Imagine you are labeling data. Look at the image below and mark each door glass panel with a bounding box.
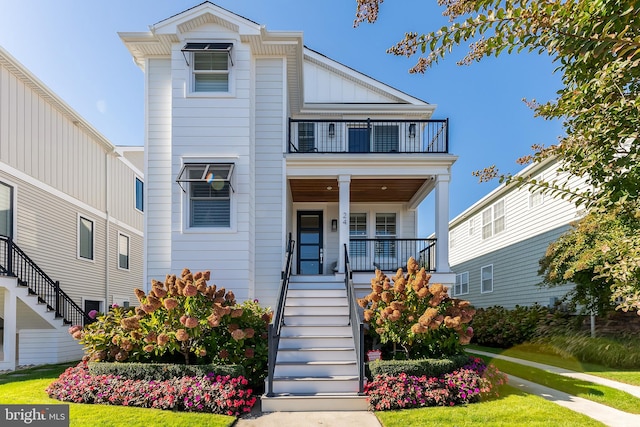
[300,246,319,258]
[300,232,319,244]
[300,215,319,228]
[300,261,319,275]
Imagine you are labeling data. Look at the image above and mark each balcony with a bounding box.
[348,238,436,272]
[288,119,448,154]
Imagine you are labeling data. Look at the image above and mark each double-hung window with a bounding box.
[375,213,396,264]
[482,199,505,239]
[455,272,469,296]
[183,43,233,93]
[176,163,234,229]
[0,181,13,238]
[481,265,493,293]
[349,213,367,257]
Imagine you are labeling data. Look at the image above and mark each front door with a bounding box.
[297,211,323,275]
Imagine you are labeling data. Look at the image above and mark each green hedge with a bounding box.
[87,362,245,381]
[368,354,471,377]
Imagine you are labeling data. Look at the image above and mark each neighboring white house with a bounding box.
[120,1,457,307]
[448,157,584,309]
[0,46,144,370]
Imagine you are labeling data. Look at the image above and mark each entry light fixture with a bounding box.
[381,186,388,191]
[328,123,336,138]
[331,219,338,232]
[408,123,417,138]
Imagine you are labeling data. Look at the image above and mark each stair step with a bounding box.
[287,289,346,298]
[280,325,353,337]
[260,393,368,412]
[284,315,349,326]
[285,297,348,306]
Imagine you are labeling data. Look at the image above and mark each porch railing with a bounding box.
[0,235,91,326]
[348,238,437,272]
[288,119,448,154]
[344,244,365,394]
[266,233,295,397]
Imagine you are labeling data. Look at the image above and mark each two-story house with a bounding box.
[120,1,456,411]
[0,46,144,370]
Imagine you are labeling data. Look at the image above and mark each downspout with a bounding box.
[105,149,114,310]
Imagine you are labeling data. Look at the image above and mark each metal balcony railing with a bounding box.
[288,119,448,154]
[348,238,437,272]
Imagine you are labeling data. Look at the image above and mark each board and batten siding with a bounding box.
[109,156,143,231]
[253,57,285,308]
[168,25,252,299]
[144,58,173,287]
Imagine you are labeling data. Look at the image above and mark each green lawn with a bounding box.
[0,363,235,427]
[468,344,640,386]
[375,385,605,427]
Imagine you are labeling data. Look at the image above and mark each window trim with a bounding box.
[454,272,469,296]
[117,231,130,271]
[77,214,95,262]
[349,213,368,257]
[481,199,505,240]
[183,42,234,96]
[134,176,144,213]
[0,180,15,239]
[480,264,494,294]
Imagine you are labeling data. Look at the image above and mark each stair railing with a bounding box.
[344,244,365,393]
[266,233,295,396]
[0,235,91,326]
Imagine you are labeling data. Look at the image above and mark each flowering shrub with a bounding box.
[471,305,549,348]
[69,269,272,388]
[359,257,476,359]
[364,357,507,411]
[46,362,256,416]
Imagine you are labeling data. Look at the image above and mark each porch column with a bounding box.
[338,175,351,273]
[2,286,17,370]
[435,174,451,273]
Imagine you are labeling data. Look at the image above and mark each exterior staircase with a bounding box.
[261,275,367,411]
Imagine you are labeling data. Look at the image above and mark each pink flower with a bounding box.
[88,310,98,319]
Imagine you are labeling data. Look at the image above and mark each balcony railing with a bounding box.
[288,119,448,154]
[348,238,436,272]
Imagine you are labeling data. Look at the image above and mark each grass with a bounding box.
[471,355,640,414]
[468,344,640,386]
[375,385,606,427]
[0,363,236,427]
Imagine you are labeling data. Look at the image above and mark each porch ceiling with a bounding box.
[289,178,429,203]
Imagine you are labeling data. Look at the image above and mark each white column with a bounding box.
[337,175,351,273]
[435,174,451,273]
[2,286,17,370]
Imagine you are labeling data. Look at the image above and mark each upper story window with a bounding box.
[78,215,94,261]
[135,177,144,212]
[481,199,505,239]
[118,232,130,270]
[182,43,233,93]
[176,163,234,229]
[0,181,13,238]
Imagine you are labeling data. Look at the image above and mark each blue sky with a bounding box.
[0,0,563,235]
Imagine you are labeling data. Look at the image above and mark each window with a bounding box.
[481,265,493,293]
[529,190,544,208]
[468,219,474,236]
[78,216,94,260]
[118,233,130,270]
[375,213,396,258]
[373,124,399,152]
[455,272,469,296]
[482,200,505,239]
[0,181,13,238]
[135,177,144,212]
[176,163,234,228]
[182,43,232,93]
[298,122,315,152]
[449,230,456,249]
[349,213,367,256]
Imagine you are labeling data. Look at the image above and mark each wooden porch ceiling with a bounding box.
[289,178,429,203]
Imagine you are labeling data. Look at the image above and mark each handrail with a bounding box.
[348,237,437,272]
[344,244,365,394]
[267,233,295,396]
[0,235,91,326]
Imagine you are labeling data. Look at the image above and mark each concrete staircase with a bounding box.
[261,276,367,411]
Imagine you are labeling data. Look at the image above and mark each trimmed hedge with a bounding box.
[368,354,471,378]
[87,362,245,381]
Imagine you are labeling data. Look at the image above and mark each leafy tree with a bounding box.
[354,0,640,312]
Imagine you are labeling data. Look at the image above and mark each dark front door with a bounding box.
[348,127,370,153]
[297,211,323,275]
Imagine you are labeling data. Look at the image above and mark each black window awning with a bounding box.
[181,43,233,66]
[176,163,235,193]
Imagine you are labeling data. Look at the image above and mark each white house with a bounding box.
[448,157,583,310]
[120,1,456,410]
[0,46,144,370]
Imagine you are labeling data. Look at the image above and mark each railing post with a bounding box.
[6,237,13,276]
[54,280,61,318]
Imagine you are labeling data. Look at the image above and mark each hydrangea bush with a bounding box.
[365,357,507,411]
[359,257,476,359]
[46,362,256,416]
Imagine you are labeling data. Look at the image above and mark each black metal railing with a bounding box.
[288,118,448,154]
[344,244,365,394]
[348,238,437,272]
[0,235,91,326]
[266,233,295,397]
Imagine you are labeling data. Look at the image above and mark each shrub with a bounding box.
[87,362,244,381]
[46,362,256,416]
[364,357,507,411]
[471,304,548,348]
[359,257,476,359]
[368,354,471,378]
[69,269,272,388]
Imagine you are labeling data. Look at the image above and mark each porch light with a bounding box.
[328,123,336,138]
[381,186,388,191]
[331,219,338,231]
[408,123,417,138]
